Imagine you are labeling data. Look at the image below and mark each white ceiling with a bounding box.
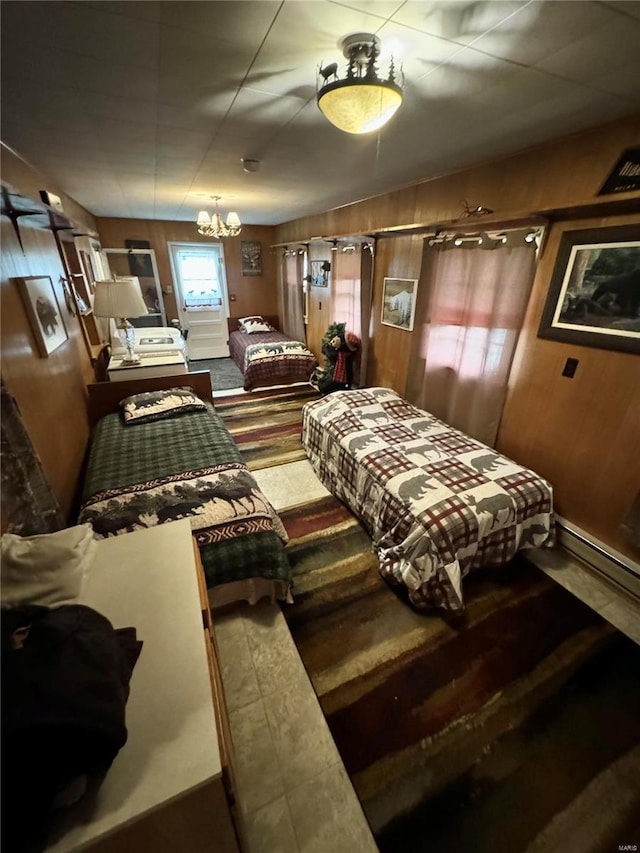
[2,0,640,226]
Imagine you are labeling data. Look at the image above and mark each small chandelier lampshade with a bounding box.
[197,196,242,238]
[317,33,403,134]
[93,276,148,364]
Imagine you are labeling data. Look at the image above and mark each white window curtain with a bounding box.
[279,249,306,342]
[405,231,539,446]
[330,242,374,386]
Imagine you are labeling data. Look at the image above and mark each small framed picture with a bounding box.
[310,259,331,287]
[16,275,69,356]
[241,240,263,276]
[381,277,418,331]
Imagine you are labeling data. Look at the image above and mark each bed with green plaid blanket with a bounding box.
[79,403,291,596]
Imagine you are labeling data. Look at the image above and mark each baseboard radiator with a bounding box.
[556,516,640,602]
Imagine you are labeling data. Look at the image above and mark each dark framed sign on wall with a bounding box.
[537,224,640,354]
[598,147,640,196]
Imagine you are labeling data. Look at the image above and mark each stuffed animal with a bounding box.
[311,322,361,394]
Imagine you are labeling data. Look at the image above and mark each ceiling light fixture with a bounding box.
[241,158,260,173]
[196,196,241,238]
[317,33,403,135]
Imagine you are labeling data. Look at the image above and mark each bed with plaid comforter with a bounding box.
[229,329,317,391]
[79,403,291,599]
[302,388,554,612]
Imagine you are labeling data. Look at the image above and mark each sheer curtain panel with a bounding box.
[280,250,306,342]
[405,233,538,446]
[331,243,374,386]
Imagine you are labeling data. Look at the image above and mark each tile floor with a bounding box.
[215,457,639,853]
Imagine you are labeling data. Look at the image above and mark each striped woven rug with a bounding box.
[218,388,640,853]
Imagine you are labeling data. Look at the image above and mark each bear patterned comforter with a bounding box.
[229,329,318,391]
[302,388,555,612]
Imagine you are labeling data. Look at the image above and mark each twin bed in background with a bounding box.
[79,372,291,608]
[228,314,317,391]
[303,387,555,613]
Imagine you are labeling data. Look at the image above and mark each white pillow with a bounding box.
[241,319,273,333]
[238,315,264,325]
[1,524,97,609]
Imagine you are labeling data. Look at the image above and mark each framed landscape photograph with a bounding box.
[537,224,640,354]
[16,275,69,356]
[241,240,262,276]
[381,277,418,331]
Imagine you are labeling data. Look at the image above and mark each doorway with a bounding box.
[168,242,230,359]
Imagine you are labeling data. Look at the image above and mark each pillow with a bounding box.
[1,524,97,609]
[240,318,273,334]
[120,387,207,424]
[238,315,264,325]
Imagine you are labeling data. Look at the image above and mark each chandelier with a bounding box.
[196,196,242,238]
[317,33,403,135]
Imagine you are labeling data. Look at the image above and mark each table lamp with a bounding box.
[93,276,148,364]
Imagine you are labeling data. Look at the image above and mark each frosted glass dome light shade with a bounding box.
[317,32,404,134]
[317,80,403,134]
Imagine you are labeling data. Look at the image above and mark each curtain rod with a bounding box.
[271,214,548,248]
[426,224,545,247]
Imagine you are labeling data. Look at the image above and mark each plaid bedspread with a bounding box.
[302,388,555,612]
[79,404,291,592]
[229,330,317,391]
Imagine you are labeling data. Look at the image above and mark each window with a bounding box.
[331,249,361,331]
[176,250,222,309]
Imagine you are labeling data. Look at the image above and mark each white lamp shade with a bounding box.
[93,277,148,319]
[197,210,211,226]
[226,211,241,228]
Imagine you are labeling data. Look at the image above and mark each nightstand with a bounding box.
[107,353,188,381]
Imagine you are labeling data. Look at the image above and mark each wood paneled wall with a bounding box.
[276,115,640,561]
[497,213,640,557]
[275,114,640,243]
[367,235,424,391]
[95,219,280,327]
[1,220,96,521]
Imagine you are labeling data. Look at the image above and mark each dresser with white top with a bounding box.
[46,520,241,853]
[107,352,188,381]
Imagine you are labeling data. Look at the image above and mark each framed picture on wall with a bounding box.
[310,259,331,287]
[241,240,262,276]
[381,277,418,331]
[15,275,69,356]
[537,224,640,354]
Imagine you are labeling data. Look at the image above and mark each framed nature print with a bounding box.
[241,240,262,276]
[16,275,69,356]
[537,224,640,354]
[310,259,331,287]
[381,277,418,331]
